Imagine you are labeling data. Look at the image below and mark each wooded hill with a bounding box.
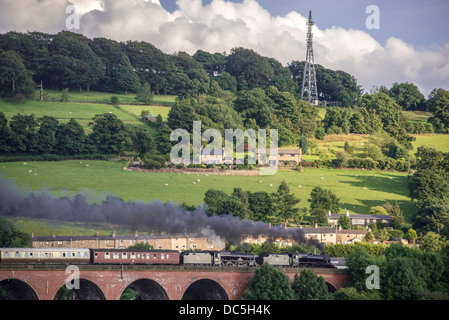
[0,30,361,104]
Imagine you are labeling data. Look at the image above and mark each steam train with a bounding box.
[0,248,336,269]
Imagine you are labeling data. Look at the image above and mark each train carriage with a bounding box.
[91,249,179,265]
[0,248,91,264]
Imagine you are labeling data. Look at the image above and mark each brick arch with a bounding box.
[116,277,169,300]
[182,278,229,300]
[0,278,38,300]
[0,266,351,300]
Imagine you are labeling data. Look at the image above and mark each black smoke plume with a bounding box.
[0,176,324,252]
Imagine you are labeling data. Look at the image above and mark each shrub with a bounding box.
[110,96,119,105]
[143,159,161,169]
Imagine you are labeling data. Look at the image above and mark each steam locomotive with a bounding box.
[0,248,336,269]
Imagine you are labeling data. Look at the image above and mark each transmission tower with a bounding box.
[301,10,319,105]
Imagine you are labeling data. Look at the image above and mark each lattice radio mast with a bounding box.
[301,10,319,105]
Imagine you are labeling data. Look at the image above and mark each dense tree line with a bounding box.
[242,262,332,300]
[409,146,449,236]
[241,240,449,300]
[203,181,342,226]
[345,243,449,300]
[0,31,361,104]
[0,112,154,157]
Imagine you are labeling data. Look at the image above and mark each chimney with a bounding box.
[314,223,318,228]
[135,231,139,237]
[52,233,56,238]
[112,231,116,237]
[31,232,34,238]
[269,223,271,228]
[95,231,99,237]
[346,210,350,217]
[328,210,331,216]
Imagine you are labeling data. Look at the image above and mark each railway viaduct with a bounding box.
[0,264,351,300]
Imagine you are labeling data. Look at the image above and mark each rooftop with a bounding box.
[31,232,207,242]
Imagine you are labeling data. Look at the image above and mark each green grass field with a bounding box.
[119,104,171,121]
[0,160,417,224]
[38,89,177,106]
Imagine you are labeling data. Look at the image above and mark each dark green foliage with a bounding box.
[323,107,351,134]
[427,88,449,132]
[358,92,415,149]
[0,112,11,153]
[0,50,35,98]
[90,37,141,93]
[54,118,86,156]
[0,219,30,247]
[88,113,131,154]
[308,186,340,214]
[292,269,330,300]
[298,136,308,154]
[332,287,370,300]
[37,116,59,154]
[345,245,380,291]
[204,181,300,224]
[167,100,199,132]
[47,31,104,91]
[344,243,449,300]
[242,263,294,300]
[409,147,449,206]
[131,128,155,155]
[8,114,39,154]
[226,47,274,90]
[388,82,425,111]
[135,82,154,105]
[271,180,301,224]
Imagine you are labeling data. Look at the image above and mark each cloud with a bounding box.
[0,0,448,94]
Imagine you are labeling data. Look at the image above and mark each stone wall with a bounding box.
[126,166,260,176]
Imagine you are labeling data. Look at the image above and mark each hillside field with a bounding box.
[0,160,417,224]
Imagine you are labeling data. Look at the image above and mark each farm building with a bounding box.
[327,211,393,229]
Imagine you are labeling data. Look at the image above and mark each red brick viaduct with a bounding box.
[0,265,351,300]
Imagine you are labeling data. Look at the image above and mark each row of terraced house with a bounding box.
[31,232,225,251]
